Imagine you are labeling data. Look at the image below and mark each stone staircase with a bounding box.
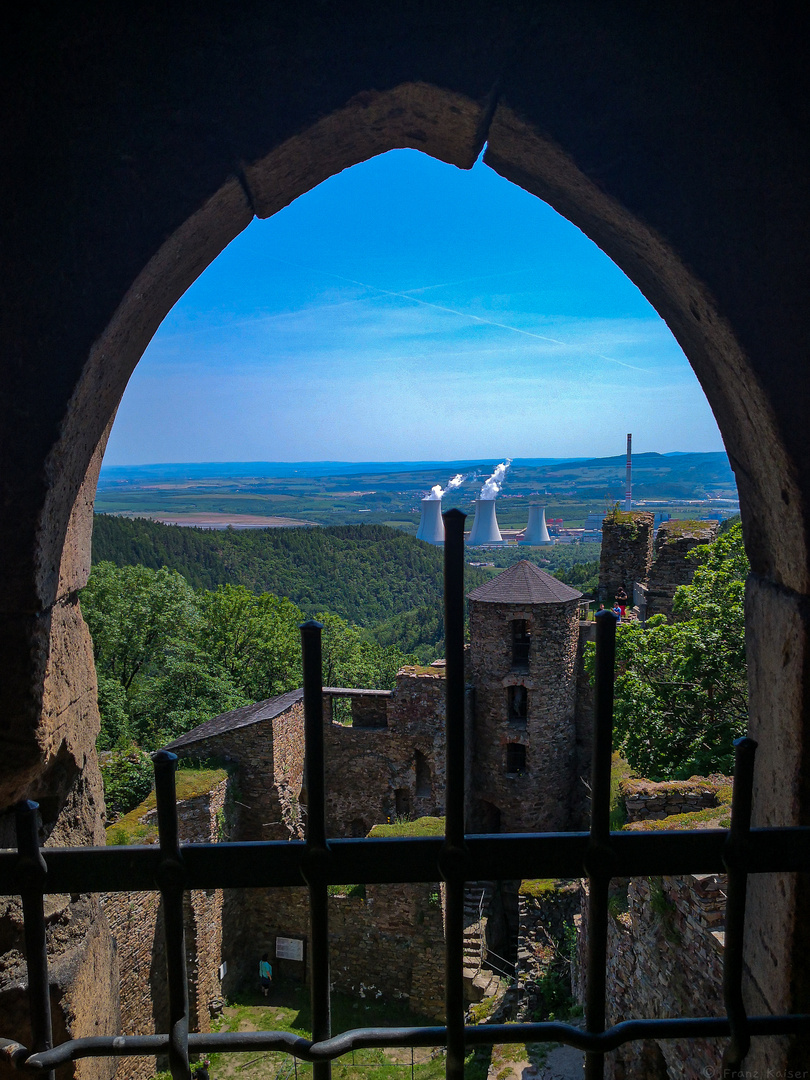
[462,881,501,1002]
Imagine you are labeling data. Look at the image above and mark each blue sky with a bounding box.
[104,149,725,465]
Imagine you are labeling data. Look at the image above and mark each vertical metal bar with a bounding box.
[153,750,191,1080]
[584,608,618,1080]
[15,801,55,1080]
[301,620,331,1080]
[722,736,757,1070]
[441,509,467,1080]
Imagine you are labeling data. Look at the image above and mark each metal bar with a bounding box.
[153,751,190,1080]
[2,827,809,895]
[15,801,54,1080]
[584,608,618,1080]
[19,1012,810,1069]
[2,823,809,894]
[722,736,757,1070]
[441,509,467,1080]
[301,619,331,1080]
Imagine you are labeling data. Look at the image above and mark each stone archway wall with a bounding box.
[2,4,809,1070]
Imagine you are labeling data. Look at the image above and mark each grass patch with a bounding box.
[368,816,445,838]
[519,879,564,899]
[207,985,445,1080]
[660,519,715,537]
[106,766,228,845]
[624,784,732,832]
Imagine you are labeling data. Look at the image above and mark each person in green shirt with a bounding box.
[259,954,273,997]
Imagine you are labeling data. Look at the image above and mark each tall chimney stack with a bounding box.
[416,498,445,544]
[625,433,633,511]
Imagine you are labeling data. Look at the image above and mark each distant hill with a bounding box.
[94,452,737,532]
[91,516,492,660]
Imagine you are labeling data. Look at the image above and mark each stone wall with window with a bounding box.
[234,882,447,1019]
[468,597,581,832]
[323,667,447,836]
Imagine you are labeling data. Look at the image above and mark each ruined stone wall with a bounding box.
[515,884,580,1020]
[0,586,117,1080]
[598,512,655,604]
[239,882,446,1018]
[574,874,726,1079]
[101,893,162,1080]
[323,669,445,837]
[468,600,580,832]
[173,698,305,842]
[621,776,729,823]
[101,779,229,1080]
[645,520,720,620]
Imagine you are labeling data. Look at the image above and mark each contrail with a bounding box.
[268,257,648,372]
[403,268,531,294]
[156,296,370,343]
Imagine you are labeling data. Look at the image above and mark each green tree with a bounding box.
[82,562,198,694]
[600,523,748,779]
[82,562,199,748]
[129,641,251,746]
[317,611,415,689]
[100,743,155,817]
[197,584,304,700]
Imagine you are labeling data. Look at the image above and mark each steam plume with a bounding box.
[480,459,512,500]
[427,473,465,501]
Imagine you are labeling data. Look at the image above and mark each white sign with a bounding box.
[218,962,227,981]
[276,936,304,961]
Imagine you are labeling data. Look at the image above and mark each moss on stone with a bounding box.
[519,878,564,898]
[623,784,733,832]
[660,519,713,537]
[106,766,228,845]
[368,815,445,837]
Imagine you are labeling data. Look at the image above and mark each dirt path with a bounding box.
[486,1043,584,1080]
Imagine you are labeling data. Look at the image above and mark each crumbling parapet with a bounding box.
[645,520,720,620]
[598,511,655,605]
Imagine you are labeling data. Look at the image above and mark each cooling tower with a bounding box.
[519,503,553,545]
[416,498,445,544]
[467,499,504,545]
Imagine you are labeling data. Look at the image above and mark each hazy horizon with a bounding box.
[99,448,731,475]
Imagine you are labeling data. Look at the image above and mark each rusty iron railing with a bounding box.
[0,509,808,1079]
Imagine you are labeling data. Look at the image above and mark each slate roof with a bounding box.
[467,560,583,604]
[163,687,303,751]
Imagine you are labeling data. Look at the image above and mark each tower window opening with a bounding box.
[414,749,431,796]
[394,787,411,817]
[508,684,528,723]
[511,620,531,670]
[506,743,527,775]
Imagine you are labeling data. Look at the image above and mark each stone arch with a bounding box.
[414,749,432,797]
[3,9,810,1069]
[349,819,367,839]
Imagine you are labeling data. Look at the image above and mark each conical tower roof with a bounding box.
[467,560,582,604]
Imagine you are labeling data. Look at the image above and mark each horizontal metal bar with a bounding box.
[19,1014,810,1070]
[2,828,808,895]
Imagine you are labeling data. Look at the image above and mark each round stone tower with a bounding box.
[467,561,582,833]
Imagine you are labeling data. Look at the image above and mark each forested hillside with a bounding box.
[92,515,491,658]
[85,561,417,815]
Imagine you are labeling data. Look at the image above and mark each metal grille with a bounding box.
[1,509,808,1080]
